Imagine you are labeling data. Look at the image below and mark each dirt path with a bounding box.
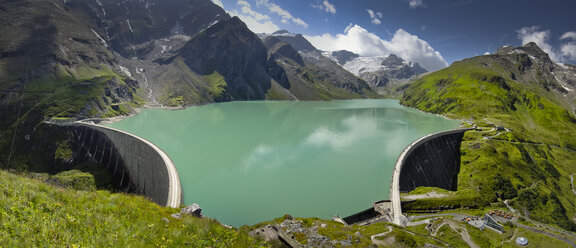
[446,221,480,248]
[501,227,518,247]
[370,226,392,246]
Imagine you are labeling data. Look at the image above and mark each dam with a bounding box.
[48,120,181,208]
[341,128,471,226]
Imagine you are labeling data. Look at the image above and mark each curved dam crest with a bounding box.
[49,120,182,208]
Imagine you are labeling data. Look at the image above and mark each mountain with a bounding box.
[261,31,376,100]
[331,50,360,65]
[0,0,381,168]
[324,51,428,95]
[266,30,318,52]
[401,42,576,231]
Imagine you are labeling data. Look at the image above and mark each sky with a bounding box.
[211,0,576,71]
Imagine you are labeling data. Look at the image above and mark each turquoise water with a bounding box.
[107,99,459,226]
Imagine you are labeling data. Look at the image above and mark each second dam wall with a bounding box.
[397,129,470,193]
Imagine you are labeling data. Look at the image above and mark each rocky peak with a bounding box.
[263,36,304,66]
[331,50,360,65]
[267,31,317,52]
[496,42,552,63]
[381,54,405,67]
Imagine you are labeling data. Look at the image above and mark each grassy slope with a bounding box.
[401,57,576,231]
[0,168,263,247]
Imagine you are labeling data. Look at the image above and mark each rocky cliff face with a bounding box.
[179,17,272,100]
[262,33,374,100]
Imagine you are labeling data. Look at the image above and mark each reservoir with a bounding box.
[106,99,459,226]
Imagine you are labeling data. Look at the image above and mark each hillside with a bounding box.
[0,167,264,247]
[3,166,573,247]
[401,42,576,231]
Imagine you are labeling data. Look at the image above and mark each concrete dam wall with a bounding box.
[397,128,470,193]
[342,128,471,226]
[55,122,181,208]
[389,128,470,225]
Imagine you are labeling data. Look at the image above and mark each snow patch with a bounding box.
[342,56,407,76]
[95,0,106,16]
[273,33,297,37]
[90,29,108,47]
[553,72,574,92]
[508,49,527,55]
[126,19,134,33]
[118,65,132,78]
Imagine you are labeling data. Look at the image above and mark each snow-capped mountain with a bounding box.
[324,51,428,89]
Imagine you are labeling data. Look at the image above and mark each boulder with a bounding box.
[172,203,202,219]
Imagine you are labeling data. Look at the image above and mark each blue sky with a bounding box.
[212,0,576,71]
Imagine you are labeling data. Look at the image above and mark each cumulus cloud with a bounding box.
[517,26,576,62]
[407,0,425,8]
[305,24,448,71]
[256,0,308,28]
[560,31,576,60]
[229,1,280,33]
[211,0,223,8]
[366,9,382,25]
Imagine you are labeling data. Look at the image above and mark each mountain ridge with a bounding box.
[401,42,576,231]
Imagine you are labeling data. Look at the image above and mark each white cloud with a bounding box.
[560,32,576,60]
[256,0,309,28]
[211,0,223,8]
[229,1,280,33]
[313,0,336,14]
[561,43,576,61]
[323,0,336,14]
[407,0,425,8]
[367,9,382,25]
[305,24,448,71]
[561,32,576,41]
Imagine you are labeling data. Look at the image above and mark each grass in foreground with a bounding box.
[0,168,264,247]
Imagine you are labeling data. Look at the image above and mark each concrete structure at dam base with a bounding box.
[47,120,181,208]
[341,128,471,226]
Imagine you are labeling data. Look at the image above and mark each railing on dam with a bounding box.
[390,128,472,226]
[47,121,182,208]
